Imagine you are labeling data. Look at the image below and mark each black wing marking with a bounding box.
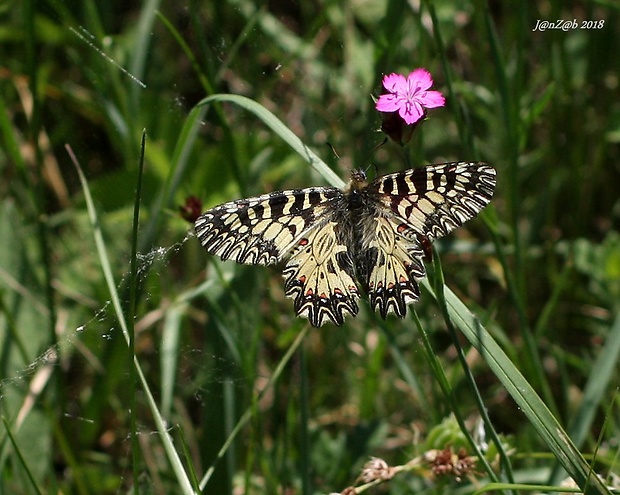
[195,162,496,325]
[360,216,426,319]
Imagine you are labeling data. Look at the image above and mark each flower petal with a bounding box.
[376,68,445,128]
[408,68,434,91]
[399,100,425,125]
[382,73,407,93]
[375,93,402,112]
[419,90,445,108]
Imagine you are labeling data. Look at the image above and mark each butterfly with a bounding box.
[195,162,496,326]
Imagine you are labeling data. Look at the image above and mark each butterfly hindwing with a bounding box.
[282,220,359,326]
[354,216,426,318]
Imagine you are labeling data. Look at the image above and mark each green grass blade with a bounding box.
[160,302,185,418]
[548,310,620,484]
[196,94,344,188]
[1,417,44,495]
[412,309,501,483]
[568,310,620,446]
[138,104,208,252]
[423,278,611,495]
[428,252,513,486]
[128,0,161,105]
[200,325,310,490]
[127,132,146,494]
[474,482,583,494]
[68,146,197,495]
[156,10,215,94]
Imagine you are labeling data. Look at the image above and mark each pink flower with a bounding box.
[376,69,445,125]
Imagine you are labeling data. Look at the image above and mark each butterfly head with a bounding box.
[347,169,369,192]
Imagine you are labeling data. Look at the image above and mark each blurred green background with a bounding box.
[0,1,619,494]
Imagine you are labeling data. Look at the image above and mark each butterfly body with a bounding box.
[195,162,496,327]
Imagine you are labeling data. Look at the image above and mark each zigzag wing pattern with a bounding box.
[195,187,340,265]
[358,217,426,319]
[195,162,496,326]
[282,220,359,326]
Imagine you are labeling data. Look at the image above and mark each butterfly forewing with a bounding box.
[195,187,340,265]
[370,162,496,240]
[195,161,496,326]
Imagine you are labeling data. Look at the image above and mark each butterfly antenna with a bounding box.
[371,137,388,155]
[363,138,387,178]
[326,142,341,160]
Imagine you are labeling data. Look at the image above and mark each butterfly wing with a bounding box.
[195,187,337,265]
[282,218,359,326]
[371,162,496,240]
[195,187,359,326]
[356,216,426,318]
[360,162,496,318]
